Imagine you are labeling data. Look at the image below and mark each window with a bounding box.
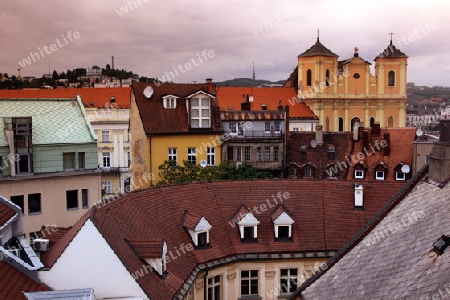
[190,97,210,128]
[244,147,251,161]
[230,122,244,136]
[280,269,298,294]
[306,69,312,86]
[355,170,364,179]
[278,226,290,239]
[10,195,24,214]
[289,167,296,176]
[168,148,177,162]
[243,226,254,239]
[293,127,299,132]
[264,122,271,133]
[241,270,259,297]
[328,145,335,160]
[63,152,75,171]
[256,147,262,161]
[227,147,234,161]
[163,96,177,109]
[78,152,85,169]
[0,156,3,175]
[103,181,112,194]
[274,121,281,133]
[353,73,360,79]
[236,147,242,162]
[273,146,279,161]
[101,130,110,142]
[188,148,197,165]
[207,275,221,300]
[82,189,89,208]
[338,117,344,132]
[396,171,406,181]
[198,232,208,247]
[230,122,237,134]
[325,69,330,86]
[375,171,385,180]
[66,190,78,210]
[388,70,395,86]
[304,168,312,177]
[238,122,244,136]
[102,152,111,168]
[264,146,270,161]
[13,118,33,174]
[207,147,215,166]
[127,151,131,167]
[28,193,41,214]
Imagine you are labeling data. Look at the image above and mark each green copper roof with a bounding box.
[0,97,96,147]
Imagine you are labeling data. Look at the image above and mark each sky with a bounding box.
[1,0,449,86]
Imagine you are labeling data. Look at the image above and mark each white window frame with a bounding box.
[264,122,271,133]
[103,181,112,194]
[162,95,177,109]
[280,268,298,294]
[241,270,259,297]
[264,146,271,161]
[230,122,237,134]
[101,130,110,142]
[375,170,385,180]
[396,171,406,181]
[274,121,281,133]
[190,97,211,128]
[273,146,279,161]
[256,147,262,161]
[168,148,177,162]
[236,147,242,162]
[304,168,312,177]
[238,213,260,239]
[102,152,111,168]
[355,170,364,179]
[188,147,196,165]
[207,275,221,300]
[207,147,215,166]
[244,146,251,161]
[273,212,294,239]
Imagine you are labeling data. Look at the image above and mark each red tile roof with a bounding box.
[127,239,164,258]
[216,86,318,119]
[0,260,47,299]
[0,88,131,108]
[38,226,72,245]
[181,211,202,230]
[41,180,405,299]
[298,37,338,57]
[132,82,222,135]
[0,200,17,226]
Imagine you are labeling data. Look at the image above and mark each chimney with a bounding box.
[429,120,450,183]
[284,105,290,134]
[354,184,363,208]
[277,99,283,111]
[383,132,391,156]
[205,78,214,93]
[241,102,251,111]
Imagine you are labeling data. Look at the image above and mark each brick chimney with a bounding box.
[429,120,450,183]
[205,78,214,94]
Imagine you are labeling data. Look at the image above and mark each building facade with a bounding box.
[285,35,408,131]
[0,96,100,239]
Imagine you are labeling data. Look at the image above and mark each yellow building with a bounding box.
[285,35,408,131]
[130,80,223,187]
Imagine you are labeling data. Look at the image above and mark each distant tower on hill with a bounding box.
[252,61,255,81]
[111,55,115,70]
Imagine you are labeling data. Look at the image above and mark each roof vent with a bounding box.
[433,235,450,256]
[261,104,267,110]
[110,97,116,103]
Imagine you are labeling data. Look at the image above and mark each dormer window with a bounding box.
[182,211,212,249]
[375,170,385,180]
[162,95,178,109]
[128,239,167,277]
[232,206,259,243]
[271,205,294,242]
[355,170,364,179]
[190,96,211,128]
[374,163,387,181]
[354,162,367,179]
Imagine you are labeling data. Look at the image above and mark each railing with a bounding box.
[225,130,283,138]
[101,167,130,173]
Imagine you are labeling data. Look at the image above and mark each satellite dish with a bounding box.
[143,86,154,99]
[200,160,207,168]
[416,128,423,137]
[311,140,317,148]
[249,96,254,102]
[401,164,410,173]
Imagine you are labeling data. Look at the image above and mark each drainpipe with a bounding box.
[5,129,15,177]
[203,270,208,299]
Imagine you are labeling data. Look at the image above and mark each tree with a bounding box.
[92,65,100,69]
[106,64,111,70]
[52,70,59,80]
[157,160,272,186]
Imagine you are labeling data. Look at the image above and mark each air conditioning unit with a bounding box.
[32,239,49,252]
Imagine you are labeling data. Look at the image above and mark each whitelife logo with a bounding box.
[18,31,81,68]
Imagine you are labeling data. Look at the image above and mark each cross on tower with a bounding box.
[389,31,394,44]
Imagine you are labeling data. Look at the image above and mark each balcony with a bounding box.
[101,167,130,174]
[225,130,283,139]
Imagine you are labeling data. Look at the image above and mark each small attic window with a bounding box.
[328,145,335,160]
[272,211,294,241]
[182,212,212,250]
[355,170,364,179]
[433,235,450,256]
[110,96,116,104]
[162,95,178,109]
[239,213,260,243]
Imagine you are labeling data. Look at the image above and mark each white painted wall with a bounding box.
[39,219,147,300]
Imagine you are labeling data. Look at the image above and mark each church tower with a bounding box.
[289,33,408,132]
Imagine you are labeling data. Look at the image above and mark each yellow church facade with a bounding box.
[287,36,408,132]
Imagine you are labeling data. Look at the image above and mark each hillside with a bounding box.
[215,78,285,87]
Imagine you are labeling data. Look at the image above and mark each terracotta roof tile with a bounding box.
[182,211,202,230]
[38,226,72,245]
[216,86,317,119]
[0,201,17,226]
[0,88,131,108]
[270,204,293,222]
[0,260,47,300]
[127,239,164,258]
[42,180,405,299]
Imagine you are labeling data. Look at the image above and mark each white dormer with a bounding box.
[162,95,178,109]
[144,240,167,276]
[273,212,295,239]
[187,217,212,247]
[238,213,260,240]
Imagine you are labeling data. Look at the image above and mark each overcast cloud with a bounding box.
[1,0,449,86]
